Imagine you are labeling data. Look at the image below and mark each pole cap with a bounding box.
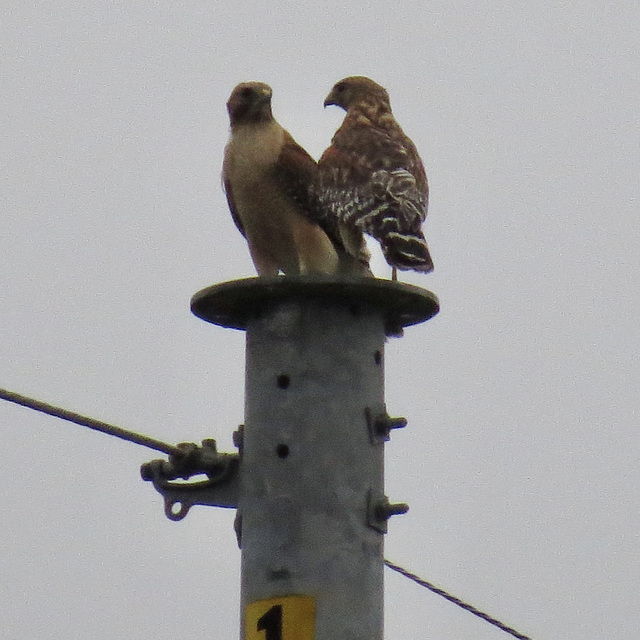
[191,276,439,331]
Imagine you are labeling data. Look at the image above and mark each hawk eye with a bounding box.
[335,83,346,93]
[240,87,253,98]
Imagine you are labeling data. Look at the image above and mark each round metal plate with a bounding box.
[191,276,439,331]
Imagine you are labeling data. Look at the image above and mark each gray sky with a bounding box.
[2,1,639,638]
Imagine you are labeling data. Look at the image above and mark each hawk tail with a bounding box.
[382,232,434,272]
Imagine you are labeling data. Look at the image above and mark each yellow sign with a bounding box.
[246,595,315,640]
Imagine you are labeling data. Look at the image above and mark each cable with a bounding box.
[2,387,533,639]
[0,387,179,455]
[384,559,533,640]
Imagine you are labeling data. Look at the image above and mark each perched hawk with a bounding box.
[318,76,434,276]
[222,82,366,276]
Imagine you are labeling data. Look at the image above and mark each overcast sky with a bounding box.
[2,2,639,639]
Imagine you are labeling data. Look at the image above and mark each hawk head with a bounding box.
[227,82,273,127]
[324,76,391,112]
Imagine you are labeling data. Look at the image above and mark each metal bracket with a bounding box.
[141,439,239,521]
[366,490,409,533]
[365,407,407,444]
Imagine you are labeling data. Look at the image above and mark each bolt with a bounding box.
[233,425,244,449]
[140,462,152,481]
[375,497,409,522]
[375,414,407,433]
[366,408,408,442]
[201,438,218,451]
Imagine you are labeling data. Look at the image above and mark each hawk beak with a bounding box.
[323,94,336,108]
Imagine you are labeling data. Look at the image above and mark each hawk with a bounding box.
[222,82,366,276]
[317,76,434,276]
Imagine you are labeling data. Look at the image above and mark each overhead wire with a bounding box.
[2,386,533,639]
[384,559,533,640]
[0,387,178,455]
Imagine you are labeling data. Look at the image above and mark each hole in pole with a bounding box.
[276,444,290,458]
[276,374,290,389]
[374,350,382,365]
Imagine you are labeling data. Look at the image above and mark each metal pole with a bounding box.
[191,276,438,640]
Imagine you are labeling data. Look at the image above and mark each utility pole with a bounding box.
[143,276,438,640]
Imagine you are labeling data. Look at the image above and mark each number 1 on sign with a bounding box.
[246,596,315,640]
[257,605,282,640]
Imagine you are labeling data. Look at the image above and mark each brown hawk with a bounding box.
[317,76,434,276]
[222,82,367,276]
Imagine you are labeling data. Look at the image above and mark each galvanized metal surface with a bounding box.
[191,276,439,332]
[240,295,387,640]
[189,277,439,640]
[141,440,239,519]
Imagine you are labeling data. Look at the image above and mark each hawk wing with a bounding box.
[270,132,324,224]
[222,175,245,237]
[319,120,432,273]
[275,132,370,275]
